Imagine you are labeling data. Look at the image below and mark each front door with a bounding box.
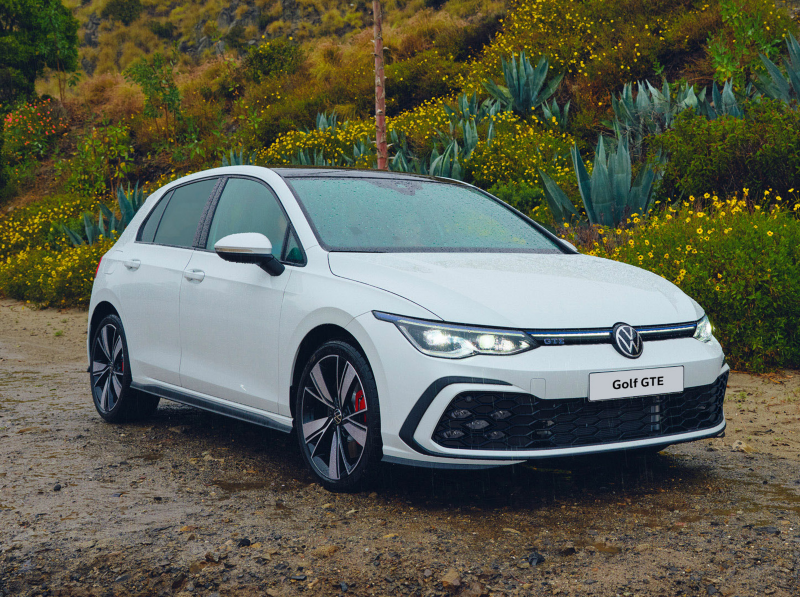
[178,177,297,413]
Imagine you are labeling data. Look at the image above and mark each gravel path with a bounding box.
[1,301,799,597]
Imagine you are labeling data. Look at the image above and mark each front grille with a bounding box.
[432,373,727,451]
[526,322,697,346]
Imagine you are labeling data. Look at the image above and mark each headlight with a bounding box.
[693,314,714,343]
[374,312,535,359]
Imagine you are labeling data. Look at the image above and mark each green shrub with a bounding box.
[223,24,249,54]
[488,180,544,218]
[101,0,143,26]
[466,112,575,201]
[0,194,100,259]
[653,100,800,204]
[707,0,793,86]
[124,53,181,135]
[244,39,303,82]
[0,238,114,307]
[578,196,800,372]
[148,21,176,40]
[385,50,465,116]
[56,123,134,197]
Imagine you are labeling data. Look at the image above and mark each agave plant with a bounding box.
[541,97,570,132]
[220,148,256,167]
[757,32,800,104]
[315,111,338,131]
[483,52,563,119]
[539,137,659,227]
[61,182,147,246]
[443,92,498,125]
[116,182,145,227]
[609,80,704,161]
[695,80,744,120]
[388,130,429,174]
[291,147,349,167]
[428,139,464,180]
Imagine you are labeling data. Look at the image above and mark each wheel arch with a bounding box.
[289,324,368,420]
[89,300,120,342]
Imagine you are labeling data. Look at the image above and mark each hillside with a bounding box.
[63,0,504,77]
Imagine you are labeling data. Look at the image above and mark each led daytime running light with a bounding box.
[374,312,535,359]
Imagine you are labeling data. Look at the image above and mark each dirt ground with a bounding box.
[1,301,799,597]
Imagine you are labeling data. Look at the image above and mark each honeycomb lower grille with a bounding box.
[432,373,728,451]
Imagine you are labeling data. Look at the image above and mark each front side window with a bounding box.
[206,178,289,259]
[287,177,562,253]
[149,178,218,248]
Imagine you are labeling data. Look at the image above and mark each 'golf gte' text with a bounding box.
[612,375,665,390]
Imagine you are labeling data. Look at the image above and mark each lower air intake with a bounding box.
[432,373,727,451]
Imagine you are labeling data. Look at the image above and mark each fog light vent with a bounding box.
[441,429,465,439]
[450,409,471,419]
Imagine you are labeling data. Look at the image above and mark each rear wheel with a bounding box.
[90,314,159,423]
[295,340,382,492]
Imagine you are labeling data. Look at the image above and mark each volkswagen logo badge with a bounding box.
[612,323,643,359]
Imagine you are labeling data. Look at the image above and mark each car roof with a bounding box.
[271,166,454,183]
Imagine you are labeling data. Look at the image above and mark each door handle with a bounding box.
[184,269,205,282]
[123,259,141,271]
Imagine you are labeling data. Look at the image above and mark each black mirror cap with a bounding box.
[217,251,285,276]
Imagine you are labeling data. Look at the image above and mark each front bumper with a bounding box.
[349,312,729,468]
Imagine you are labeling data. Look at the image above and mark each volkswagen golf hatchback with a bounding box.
[87,167,728,491]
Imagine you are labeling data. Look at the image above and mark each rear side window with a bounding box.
[151,179,217,248]
[138,191,171,243]
[206,178,289,258]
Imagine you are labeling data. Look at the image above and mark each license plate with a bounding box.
[589,366,684,401]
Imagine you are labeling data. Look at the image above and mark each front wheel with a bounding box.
[90,314,159,423]
[295,340,382,492]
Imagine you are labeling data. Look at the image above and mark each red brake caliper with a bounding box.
[354,389,366,423]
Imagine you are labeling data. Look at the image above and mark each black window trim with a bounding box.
[278,174,573,255]
[196,174,307,267]
[135,176,222,250]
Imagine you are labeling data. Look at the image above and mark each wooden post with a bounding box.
[373,0,388,170]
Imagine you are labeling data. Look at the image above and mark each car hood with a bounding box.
[328,252,703,329]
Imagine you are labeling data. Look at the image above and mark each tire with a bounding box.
[295,340,382,492]
[89,314,160,423]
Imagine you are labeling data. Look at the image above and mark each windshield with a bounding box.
[286,177,562,253]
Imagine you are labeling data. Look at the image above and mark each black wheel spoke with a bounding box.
[303,416,332,445]
[100,375,111,411]
[112,335,123,362]
[310,363,335,408]
[342,420,367,447]
[100,326,113,361]
[111,370,123,399]
[327,427,341,480]
[338,361,356,405]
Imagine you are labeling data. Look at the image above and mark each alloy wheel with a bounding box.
[91,323,125,413]
[300,354,369,482]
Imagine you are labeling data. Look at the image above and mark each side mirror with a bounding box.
[214,233,285,276]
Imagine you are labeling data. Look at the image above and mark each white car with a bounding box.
[87,166,728,491]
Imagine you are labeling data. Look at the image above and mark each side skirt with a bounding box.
[131,382,293,434]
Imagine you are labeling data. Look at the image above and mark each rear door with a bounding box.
[116,177,219,386]
[178,176,305,412]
